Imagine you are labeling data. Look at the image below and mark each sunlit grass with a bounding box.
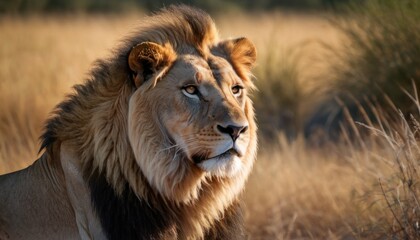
[245,91,420,238]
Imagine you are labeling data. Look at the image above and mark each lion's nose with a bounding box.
[217,124,248,141]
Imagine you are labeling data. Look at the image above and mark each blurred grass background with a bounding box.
[0,0,353,14]
[1,0,419,239]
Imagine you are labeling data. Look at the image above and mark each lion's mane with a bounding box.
[40,5,257,239]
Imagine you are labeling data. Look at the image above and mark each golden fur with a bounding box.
[36,5,258,239]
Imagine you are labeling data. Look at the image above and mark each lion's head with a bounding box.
[41,5,257,238]
[127,36,257,202]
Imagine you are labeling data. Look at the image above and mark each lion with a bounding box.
[0,5,257,240]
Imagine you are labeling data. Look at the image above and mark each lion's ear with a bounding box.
[217,37,257,74]
[128,42,175,88]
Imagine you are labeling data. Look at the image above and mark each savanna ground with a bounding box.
[1,6,419,240]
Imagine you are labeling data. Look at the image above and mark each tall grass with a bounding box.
[348,87,420,239]
[307,0,420,135]
[338,0,420,106]
[244,87,420,239]
[244,134,364,239]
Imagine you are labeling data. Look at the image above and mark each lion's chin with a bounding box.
[197,151,242,178]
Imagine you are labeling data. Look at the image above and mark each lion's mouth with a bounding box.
[192,149,239,164]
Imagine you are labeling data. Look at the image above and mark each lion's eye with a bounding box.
[232,85,243,96]
[184,85,198,94]
[182,85,200,99]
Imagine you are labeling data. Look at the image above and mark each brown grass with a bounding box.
[1,12,418,239]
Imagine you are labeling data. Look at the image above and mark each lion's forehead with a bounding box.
[180,54,238,85]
